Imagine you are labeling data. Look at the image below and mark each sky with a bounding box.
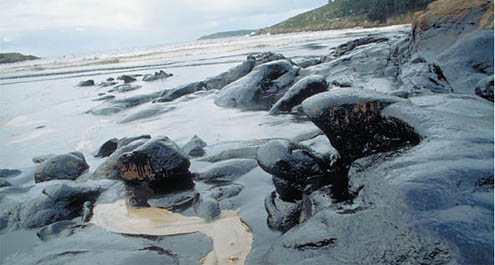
[0,0,327,57]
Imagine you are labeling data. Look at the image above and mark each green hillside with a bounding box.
[199,30,257,40]
[258,0,433,34]
[0,52,39,64]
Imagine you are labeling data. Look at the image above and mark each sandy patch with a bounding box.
[90,200,253,265]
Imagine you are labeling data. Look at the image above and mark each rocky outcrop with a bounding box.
[154,82,207,103]
[34,152,89,183]
[109,84,142,93]
[204,60,255,90]
[0,180,110,231]
[78,80,95,87]
[215,60,300,110]
[264,94,493,265]
[117,137,193,192]
[142,70,172,81]
[117,74,137,83]
[0,169,21,178]
[411,0,494,94]
[334,36,389,56]
[269,75,328,115]
[302,89,420,164]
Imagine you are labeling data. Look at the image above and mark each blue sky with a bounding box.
[0,0,327,57]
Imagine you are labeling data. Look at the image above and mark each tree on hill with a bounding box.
[337,0,434,22]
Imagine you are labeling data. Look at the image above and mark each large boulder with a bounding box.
[214,60,300,110]
[256,139,330,202]
[269,75,328,115]
[181,135,207,157]
[411,0,494,94]
[302,89,420,164]
[475,75,494,102]
[263,94,494,265]
[34,152,89,183]
[117,137,193,192]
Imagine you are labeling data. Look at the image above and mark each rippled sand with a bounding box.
[91,200,253,265]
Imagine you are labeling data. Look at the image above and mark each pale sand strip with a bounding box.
[90,200,253,265]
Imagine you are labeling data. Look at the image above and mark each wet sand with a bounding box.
[91,200,253,265]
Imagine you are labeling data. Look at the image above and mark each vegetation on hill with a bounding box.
[0,52,39,64]
[199,30,257,40]
[258,0,434,34]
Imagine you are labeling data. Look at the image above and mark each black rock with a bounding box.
[117,135,152,148]
[475,75,494,102]
[111,84,142,93]
[0,178,12,188]
[199,146,259,163]
[257,139,332,201]
[192,192,220,222]
[269,75,328,115]
[91,138,149,180]
[202,183,244,200]
[257,139,328,181]
[32,154,56,164]
[196,159,258,183]
[98,81,118,87]
[34,152,89,183]
[142,70,173,82]
[154,82,207,103]
[204,60,255,89]
[117,75,137,83]
[264,191,302,232]
[214,60,299,110]
[0,180,108,230]
[94,138,118,158]
[147,189,196,210]
[92,95,115,101]
[302,89,420,164]
[117,137,193,192]
[119,105,176,124]
[247,52,287,67]
[5,224,212,265]
[0,169,21,178]
[335,36,389,57]
[182,135,207,157]
[78,80,95,87]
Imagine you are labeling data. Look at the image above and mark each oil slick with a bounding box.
[90,200,253,265]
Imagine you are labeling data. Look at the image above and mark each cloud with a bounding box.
[0,0,327,56]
